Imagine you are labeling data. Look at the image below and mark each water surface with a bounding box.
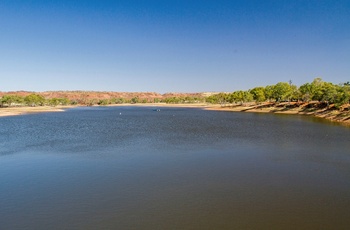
[0,107,349,229]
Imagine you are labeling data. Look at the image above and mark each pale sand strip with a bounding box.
[106,103,210,108]
[0,104,209,117]
[0,106,75,117]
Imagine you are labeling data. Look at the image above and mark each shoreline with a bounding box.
[0,105,76,117]
[1,103,349,127]
[204,103,350,126]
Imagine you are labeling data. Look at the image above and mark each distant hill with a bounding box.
[0,91,205,101]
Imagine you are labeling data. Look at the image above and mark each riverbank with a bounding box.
[121,102,350,126]
[0,103,208,117]
[0,105,75,117]
[1,103,349,127]
[205,102,350,126]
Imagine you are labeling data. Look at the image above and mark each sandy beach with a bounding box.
[106,103,210,108]
[0,106,75,117]
[0,103,209,117]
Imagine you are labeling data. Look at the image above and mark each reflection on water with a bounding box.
[0,107,350,229]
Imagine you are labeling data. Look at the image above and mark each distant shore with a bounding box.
[1,103,349,127]
[0,105,75,117]
[0,104,207,117]
[112,102,350,126]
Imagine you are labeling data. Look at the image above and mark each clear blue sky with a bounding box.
[1,0,349,93]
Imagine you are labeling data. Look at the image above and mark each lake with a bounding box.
[0,106,349,229]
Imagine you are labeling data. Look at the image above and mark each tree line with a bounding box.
[0,94,156,107]
[206,78,350,109]
[1,78,349,109]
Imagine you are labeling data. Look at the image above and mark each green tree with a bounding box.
[299,83,313,102]
[249,87,266,103]
[1,95,16,107]
[48,98,60,106]
[59,98,70,105]
[216,93,229,105]
[70,100,78,105]
[334,84,350,108]
[230,91,253,105]
[289,85,301,102]
[131,97,139,104]
[310,78,325,101]
[1,95,24,107]
[320,82,337,105]
[230,91,241,104]
[242,91,253,104]
[272,82,293,102]
[98,99,109,105]
[87,99,98,106]
[264,85,274,102]
[205,95,219,104]
[24,94,45,107]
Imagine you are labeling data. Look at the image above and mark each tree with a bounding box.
[24,94,45,107]
[299,83,313,102]
[87,99,98,106]
[206,95,219,104]
[264,85,274,102]
[334,85,350,108]
[216,93,229,105]
[230,91,253,105]
[289,85,301,102]
[0,95,25,107]
[272,82,293,102]
[249,87,266,103]
[310,78,325,101]
[230,91,243,104]
[131,97,139,104]
[59,98,70,105]
[98,99,109,105]
[320,82,337,105]
[1,95,15,107]
[48,98,60,106]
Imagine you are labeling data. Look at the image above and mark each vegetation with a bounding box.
[0,78,349,111]
[203,78,350,109]
[163,96,205,104]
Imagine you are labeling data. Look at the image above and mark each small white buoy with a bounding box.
[119,112,122,115]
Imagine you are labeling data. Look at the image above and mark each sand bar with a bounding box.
[0,106,75,117]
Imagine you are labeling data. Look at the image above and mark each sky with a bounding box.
[0,0,349,93]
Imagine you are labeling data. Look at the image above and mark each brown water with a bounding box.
[0,107,349,229]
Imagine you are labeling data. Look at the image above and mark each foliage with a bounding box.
[264,85,275,102]
[249,87,266,103]
[98,99,109,105]
[272,82,293,102]
[164,96,204,104]
[24,94,45,107]
[1,95,24,106]
[202,77,349,109]
[48,98,60,106]
[131,97,139,104]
